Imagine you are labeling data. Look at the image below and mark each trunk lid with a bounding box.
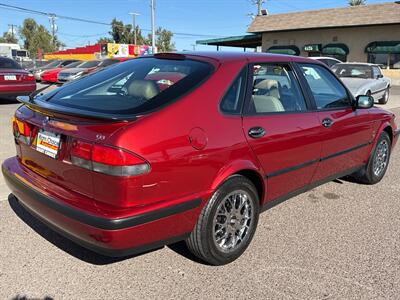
[0,69,31,85]
[14,105,130,200]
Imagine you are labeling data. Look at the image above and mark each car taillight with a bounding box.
[70,139,150,177]
[26,73,35,81]
[12,116,33,144]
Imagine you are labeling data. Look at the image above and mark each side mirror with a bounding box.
[356,95,374,109]
[376,74,383,79]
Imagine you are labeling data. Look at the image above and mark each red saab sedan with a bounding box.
[2,52,398,265]
[0,57,36,99]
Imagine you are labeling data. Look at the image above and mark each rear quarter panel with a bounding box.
[104,59,263,208]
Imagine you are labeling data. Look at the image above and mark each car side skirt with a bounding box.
[261,164,364,212]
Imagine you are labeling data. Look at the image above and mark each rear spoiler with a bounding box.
[16,96,135,122]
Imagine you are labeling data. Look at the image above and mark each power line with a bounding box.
[0,2,222,38]
[0,3,109,25]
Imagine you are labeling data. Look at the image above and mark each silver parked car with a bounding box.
[310,56,342,68]
[332,63,391,104]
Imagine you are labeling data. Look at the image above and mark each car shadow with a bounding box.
[0,97,19,104]
[167,241,210,265]
[8,194,164,265]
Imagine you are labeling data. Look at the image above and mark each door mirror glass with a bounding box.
[356,95,374,109]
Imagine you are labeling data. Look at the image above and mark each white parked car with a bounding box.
[310,56,342,68]
[332,63,391,104]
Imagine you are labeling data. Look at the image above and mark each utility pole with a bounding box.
[48,14,57,48]
[129,12,140,45]
[252,0,264,16]
[151,0,156,53]
[8,24,17,39]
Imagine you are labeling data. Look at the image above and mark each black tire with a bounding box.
[378,87,389,105]
[186,175,260,265]
[352,131,391,184]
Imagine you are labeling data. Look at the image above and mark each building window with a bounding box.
[303,44,322,57]
[321,43,349,62]
[332,36,338,42]
[365,41,400,69]
[267,45,300,56]
[273,39,278,45]
[368,53,400,69]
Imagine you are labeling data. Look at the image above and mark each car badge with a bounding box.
[43,116,50,126]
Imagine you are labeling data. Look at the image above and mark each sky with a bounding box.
[0,0,392,52]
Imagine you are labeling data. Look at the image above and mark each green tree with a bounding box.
[19,18,64,58]
[97,36,113,44]
[97,19,174,51]
[348,0,366,6]
[0,32,18,43]
[148,27,175,52]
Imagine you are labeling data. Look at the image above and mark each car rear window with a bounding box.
[0,57,22,69]
[99,59,119,67]
[78,60,100,68]
[42,60,61,68]
[37,57,214,118]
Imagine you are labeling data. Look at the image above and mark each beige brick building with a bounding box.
[198,2,400,72]
[248,2,400,67]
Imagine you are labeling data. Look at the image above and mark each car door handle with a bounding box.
[248,127,266,138]
[322,118,333,128]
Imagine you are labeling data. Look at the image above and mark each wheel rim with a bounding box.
[372,140,389,177]
[212,190,254,253]
[384,90,389,102]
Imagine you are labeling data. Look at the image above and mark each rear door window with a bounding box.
[298,63,351,109]
[35,57,214,118]
[248,63,307,114]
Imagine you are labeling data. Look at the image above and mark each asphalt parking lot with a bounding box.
[0,86,399,299]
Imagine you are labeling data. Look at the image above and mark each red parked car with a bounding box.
[2,52,398,265]
[40,61,83,83]
[0,57,36,99]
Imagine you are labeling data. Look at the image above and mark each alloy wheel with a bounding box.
[212,190,254,253]
[373,139,389,177]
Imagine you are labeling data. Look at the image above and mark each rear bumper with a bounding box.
[2,157,202,257]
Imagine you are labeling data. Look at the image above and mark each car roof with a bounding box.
[309,56,342,61]
[170,51,321,65]
[335,62,378,67]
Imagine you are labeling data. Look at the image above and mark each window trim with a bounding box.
[294,62,355,112]
[243,61,313,116]
[219,65,248,116]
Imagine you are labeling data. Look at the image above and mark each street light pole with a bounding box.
[151,0,156,53]
[129,12,140,45]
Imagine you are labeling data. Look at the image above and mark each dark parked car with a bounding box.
[2,52,398,265]
[0,57,36,99]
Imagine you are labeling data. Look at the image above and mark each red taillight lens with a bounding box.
[70,139,150,177]
[92,144,144,166]
[71,140,92,160]
[26,73,35,81]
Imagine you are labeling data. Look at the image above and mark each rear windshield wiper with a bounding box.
[29,84,55,102]
[29,84,62,103]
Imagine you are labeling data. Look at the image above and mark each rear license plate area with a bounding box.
[36,129,61,158]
